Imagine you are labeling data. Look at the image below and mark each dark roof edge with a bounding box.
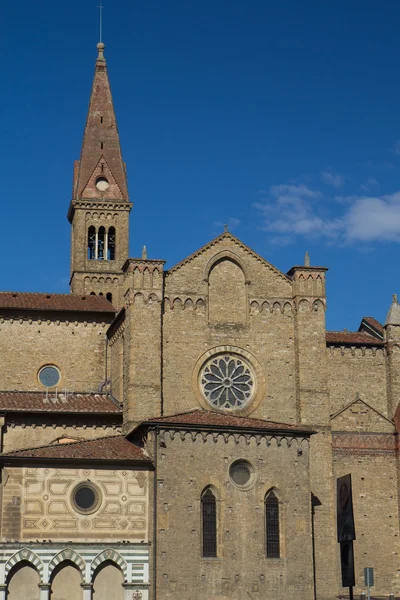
[134,420,315,437]
[0,456,153,468]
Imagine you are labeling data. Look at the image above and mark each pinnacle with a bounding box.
[97,42,106,62]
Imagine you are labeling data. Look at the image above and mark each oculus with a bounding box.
[229,460,256,490]
[200,354,255,410]
[38,365,61,388]
[95,177,110,191]
[72,482,101,514]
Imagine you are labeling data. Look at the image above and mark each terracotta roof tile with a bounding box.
[143,409,312,433]
[0,435,148,462]
[326,331,383,345]
[0,292,116,314]
[0,391,121,414]
[360,316,384,335]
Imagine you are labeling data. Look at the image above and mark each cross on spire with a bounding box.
[98,1,104,43]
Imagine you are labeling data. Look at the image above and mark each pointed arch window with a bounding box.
[108,227,116,260]
[106,292,113,303]
[97,227,105,260]
[265,491,280,558]
[88,226,96,260]
[201,488,217,558]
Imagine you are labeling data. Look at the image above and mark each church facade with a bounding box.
[0,42,399,600]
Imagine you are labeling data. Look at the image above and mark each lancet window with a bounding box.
[265,491,280,558]
[201,488,217,558]
[87,226,117,261]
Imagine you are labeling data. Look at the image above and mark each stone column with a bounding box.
[39,583,51,600]
[81,582,93,600]
[0,584,7,600]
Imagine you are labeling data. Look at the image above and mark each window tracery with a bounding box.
[200,354,254,410]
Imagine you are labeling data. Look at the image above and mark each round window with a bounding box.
[229,460,256,490]
[38,365,61,388]
[72,482,101,514]
[200,354,255,411]
[95,177,110,191]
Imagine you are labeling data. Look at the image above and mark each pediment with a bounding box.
[80,155,124,200]
[165,232,292,298]
[330,398,394,433]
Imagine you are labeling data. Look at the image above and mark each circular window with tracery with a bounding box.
[200,354,255,410]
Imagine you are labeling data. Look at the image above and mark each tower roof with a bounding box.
[72,43,129,205]
[385,294,400,326]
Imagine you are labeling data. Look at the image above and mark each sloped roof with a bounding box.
[360,317,384,336]
[0,435,149,462]
[0,392,121,414]
[141,409,313,434]
[0,292,116,314]
[326,331,384,346]
[385,297,400,326]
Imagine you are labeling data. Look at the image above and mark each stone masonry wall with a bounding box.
[0,313,112,393]
[151,428,313,600]
[327,346,388,418]
[333,450,400,597]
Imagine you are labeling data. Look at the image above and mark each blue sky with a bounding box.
[2,1,400,330]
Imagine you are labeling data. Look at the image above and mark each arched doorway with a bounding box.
[93,560,124,599]
[50,561,82,600]
[7,561,40,600]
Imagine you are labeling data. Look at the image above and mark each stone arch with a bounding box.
[48,549,85,581]
[184,298,194,310]
[143,267,151,289]
[283,302,292,314]
[207,256,247,324]
[5,549,44,582]
[173,297,182,309]
[250,300,260,313]
[196,298,205,310]
[261,301,270,313]
[6,562,40,599]
[313,299,324,312]
[90,549,127,580]
[298,298,310,313]
[203,249,250,283]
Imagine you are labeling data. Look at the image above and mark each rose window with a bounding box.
[200,355,255,410]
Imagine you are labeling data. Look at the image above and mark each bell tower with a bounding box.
[68,42,132,308]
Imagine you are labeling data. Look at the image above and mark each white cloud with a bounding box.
[255,184,400,245]
[321,171,346,188]
[344,193,400,242]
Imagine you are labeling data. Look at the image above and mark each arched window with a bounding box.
[97,227,105,260]
[201,488,217,558]
[88,226,96,260]
[90,292,96,296]
[106,292,113,303]
[108,227,116,260]
[265,491,280,558]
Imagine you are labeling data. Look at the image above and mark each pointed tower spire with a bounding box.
[68,43,133,309]
[71,42,129,205]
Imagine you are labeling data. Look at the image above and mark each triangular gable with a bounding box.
[166,232,292,298]
[330,397,394,433]
[168,232,290,282]
[79,155,124,200]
